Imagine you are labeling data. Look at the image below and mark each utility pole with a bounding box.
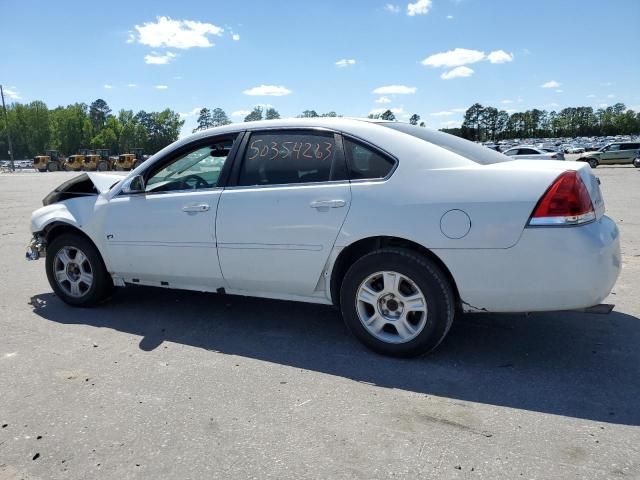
[0,85,15,172]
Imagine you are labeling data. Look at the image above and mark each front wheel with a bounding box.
[45,233,113,307]
[340,248,455,357]
[46,162,59,172]
[586,158,598,168]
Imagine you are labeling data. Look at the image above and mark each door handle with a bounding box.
[182,204,210,213]
[310,199,346,209]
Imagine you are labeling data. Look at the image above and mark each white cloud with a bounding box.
[372,85,417,95]
[2,87,21,99]
[505,109,517,113]
[487,50,514,64]
[131,16,223,49]
[555,89,563,93]
[127,83,137,87]
[243,85,292,96]
[440,120,460,128]
[407,0,432,16]
[607,94,616,98]
[545,103,559,108]
[375,96,392,104]
[369,107,404,116]
[385,3,400,13]
[232,34,240,41]
[335,58,356,67]
[501,99,513,104]
[446,15,453,19]
[441,66,474,80]
[179,107,202,118]
[144,51,177,65]
[451,107,467,113]
[601,82,613,87]
[541,80,561,88]
[422,48,486,68]
[103,84,113,89]
[587,94,596,98]
[155,85,169,90]
[430,111,453,116]
[231,110,251,118]
[598,103,608,108]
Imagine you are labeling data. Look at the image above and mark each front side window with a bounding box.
[520,148,539,155]
[606,144,621,152]
[504,149,518,156]
[145,136,237,193]
[343,138,395,179]
[238,131,337,186]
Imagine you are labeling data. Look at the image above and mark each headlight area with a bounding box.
[26,234,47,261]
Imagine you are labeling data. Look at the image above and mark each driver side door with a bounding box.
[103,134,241,291]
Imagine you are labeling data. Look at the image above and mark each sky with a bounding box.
[2,0,639,136]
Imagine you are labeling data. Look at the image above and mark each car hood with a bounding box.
[42,172,127,206]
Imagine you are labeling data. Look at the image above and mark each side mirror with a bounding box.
[122,175,145,194]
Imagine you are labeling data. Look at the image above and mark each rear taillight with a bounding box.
[528,171,595,226]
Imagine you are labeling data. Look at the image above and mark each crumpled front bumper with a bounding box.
[26,235,46,261]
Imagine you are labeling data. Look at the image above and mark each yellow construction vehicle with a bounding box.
[115,148,146,170]
[94,149,114,171]
[63,149,92,171]
[33,150,65,172]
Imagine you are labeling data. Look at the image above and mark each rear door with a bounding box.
[600,144,624,164]
[216,129,351,297]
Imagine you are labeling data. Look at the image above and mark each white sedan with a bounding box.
[27,119,621,357]
[502,146,565,160]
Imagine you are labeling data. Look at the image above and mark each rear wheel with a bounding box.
[46,161,59,172]
[96,161,108,171]
[340,248,455,357]
[45,233,113,307]
[586,158,598,168]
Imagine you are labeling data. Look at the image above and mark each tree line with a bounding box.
[444,102,640,141]
[0,99,184,159]
[3,98,638,159]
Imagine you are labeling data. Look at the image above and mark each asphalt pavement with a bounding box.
[0,165,639,479]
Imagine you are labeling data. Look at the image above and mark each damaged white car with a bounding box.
[28,119,621,357]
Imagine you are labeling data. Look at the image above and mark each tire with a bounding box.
[340,248,455,357]
[45,233,113,307]
[46,162,59,172]
[587,158,598,168]
[96,161,108,171]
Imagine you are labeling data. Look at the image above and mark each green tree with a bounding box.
[211,108,231,127]
[380,110,396,121]
[194,108,212,132]
[89,99,111,135]
[265,107,280,120]
[299,110,319,118]
[244,106,264,122]
[409,114,420,126]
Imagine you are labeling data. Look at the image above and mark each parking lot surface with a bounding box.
[1,166,639,479]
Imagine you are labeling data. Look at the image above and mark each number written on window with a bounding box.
[239,132,337,186]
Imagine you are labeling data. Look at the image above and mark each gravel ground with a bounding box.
[0,165,639,479]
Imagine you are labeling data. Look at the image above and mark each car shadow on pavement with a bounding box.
[30,286,640,426]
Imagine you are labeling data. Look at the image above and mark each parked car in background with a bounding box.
[563,145,586,154]
[578,142,640,168]
[502,146,565,160]
[26,119,620,357]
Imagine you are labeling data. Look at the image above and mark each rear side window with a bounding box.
[238,131,337,186]
[344,138,395,180]
[621,143,640,150]
[520,148,539,155]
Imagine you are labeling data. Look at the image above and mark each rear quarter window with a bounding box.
[343,138,395,180]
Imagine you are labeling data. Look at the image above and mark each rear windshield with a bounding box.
[379,122,510,165]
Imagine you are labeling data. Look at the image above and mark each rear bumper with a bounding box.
[436,215,621,313]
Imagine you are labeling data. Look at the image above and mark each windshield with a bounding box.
[379,123,510,165]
